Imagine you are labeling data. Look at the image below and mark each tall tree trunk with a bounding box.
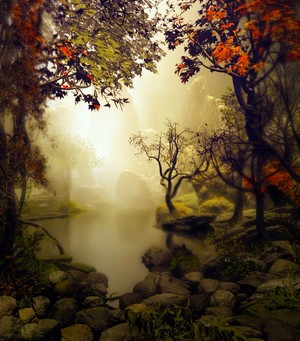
[166,192,176,217]
[227,189,244,226]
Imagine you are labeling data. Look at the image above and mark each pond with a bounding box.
[39,208,211,296]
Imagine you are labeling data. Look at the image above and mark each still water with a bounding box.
[40,208,208,296]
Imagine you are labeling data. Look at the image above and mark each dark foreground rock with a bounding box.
[162,215,215,234]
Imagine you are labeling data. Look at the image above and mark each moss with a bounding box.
[199,197,233,214]
[156,202,193,223]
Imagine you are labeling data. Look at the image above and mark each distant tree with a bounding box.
[129,121,209,216]
[165,0,300,239]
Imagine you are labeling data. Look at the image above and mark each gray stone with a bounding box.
[133,279,157,298]
[54,279,73,295]
[81,296,106,308]
[52,298,78,326]
[68,270,88,284]
[219,281,240,294]
[210,290,236,308]
[48,270,68,284]
[99,323,128,341]
[119,292,143,309]
[142,293,188,307]
[256,278,291,293]
[242,303,270,319]
[87,272,108,287]
[268,259,300,275]
[32,296,50,317]
[183,271,203,283]
[199,278,220,294]
[76,307,109,331]
[89,282,108,296]
[142,246,172,271]
[0,315,21,340]
[0,296,17,319]
[61,324,93,341]
[158,277,190,296]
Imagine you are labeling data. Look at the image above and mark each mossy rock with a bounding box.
[198,197,233,215]
[38,254,73,264]
[156,202,193,224]
[59,262,96,273]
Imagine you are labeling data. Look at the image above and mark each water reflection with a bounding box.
[40,209,166,295]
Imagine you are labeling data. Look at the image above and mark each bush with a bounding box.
[156,202,193,223]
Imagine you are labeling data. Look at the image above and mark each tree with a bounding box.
[165,0,300,239]
[0,0,171,256]
[129,121,209,216]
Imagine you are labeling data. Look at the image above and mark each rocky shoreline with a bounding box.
[1,210,300,340]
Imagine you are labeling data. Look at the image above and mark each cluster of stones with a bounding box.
[1,244,300,340]
[0,265,114,341]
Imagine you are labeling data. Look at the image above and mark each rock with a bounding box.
[20,323,38,340]
[162,215,215,234]
[32,296,50,317]
[204,306,233,317]
[0,315,21,340]
[133,279,157,298]
[60,262,96,273]
[262,317,300,341]
[242,303,270,319]
[183,272,203,284]
[256,278,292,293]
[0,296,17,319]
[36,319,60,339]
[233,314,262,331]
[198,197,233,215]
[238,271,274,295]
[115,170,154,208]
[219,281,240,294]
[158,277,190,296]
[189,294,209,316]
[76,307,109,332]
[126,303,148,314]
[269,309,300,328]
[119,293,143,309]
[18,308,35,322]
[199,278,220,294]
[268,259,300,275]
[142,293,188,308]
[87,272,109,288]
[37,254,73,264]
[61,324,93,341]
[52,298,78,326]
[142,246,172,271]
[99,323,128,341]
[68,270,88,284]
[81,296,106,308]
[54,279,73,295]
[48,271,68,284]
[210,290,236,308]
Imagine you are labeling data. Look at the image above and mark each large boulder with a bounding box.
[32,296,51,318]
[133,279,157,299]
[142,246,172,271]
[115,170,154,208]
[210,290,236,308]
